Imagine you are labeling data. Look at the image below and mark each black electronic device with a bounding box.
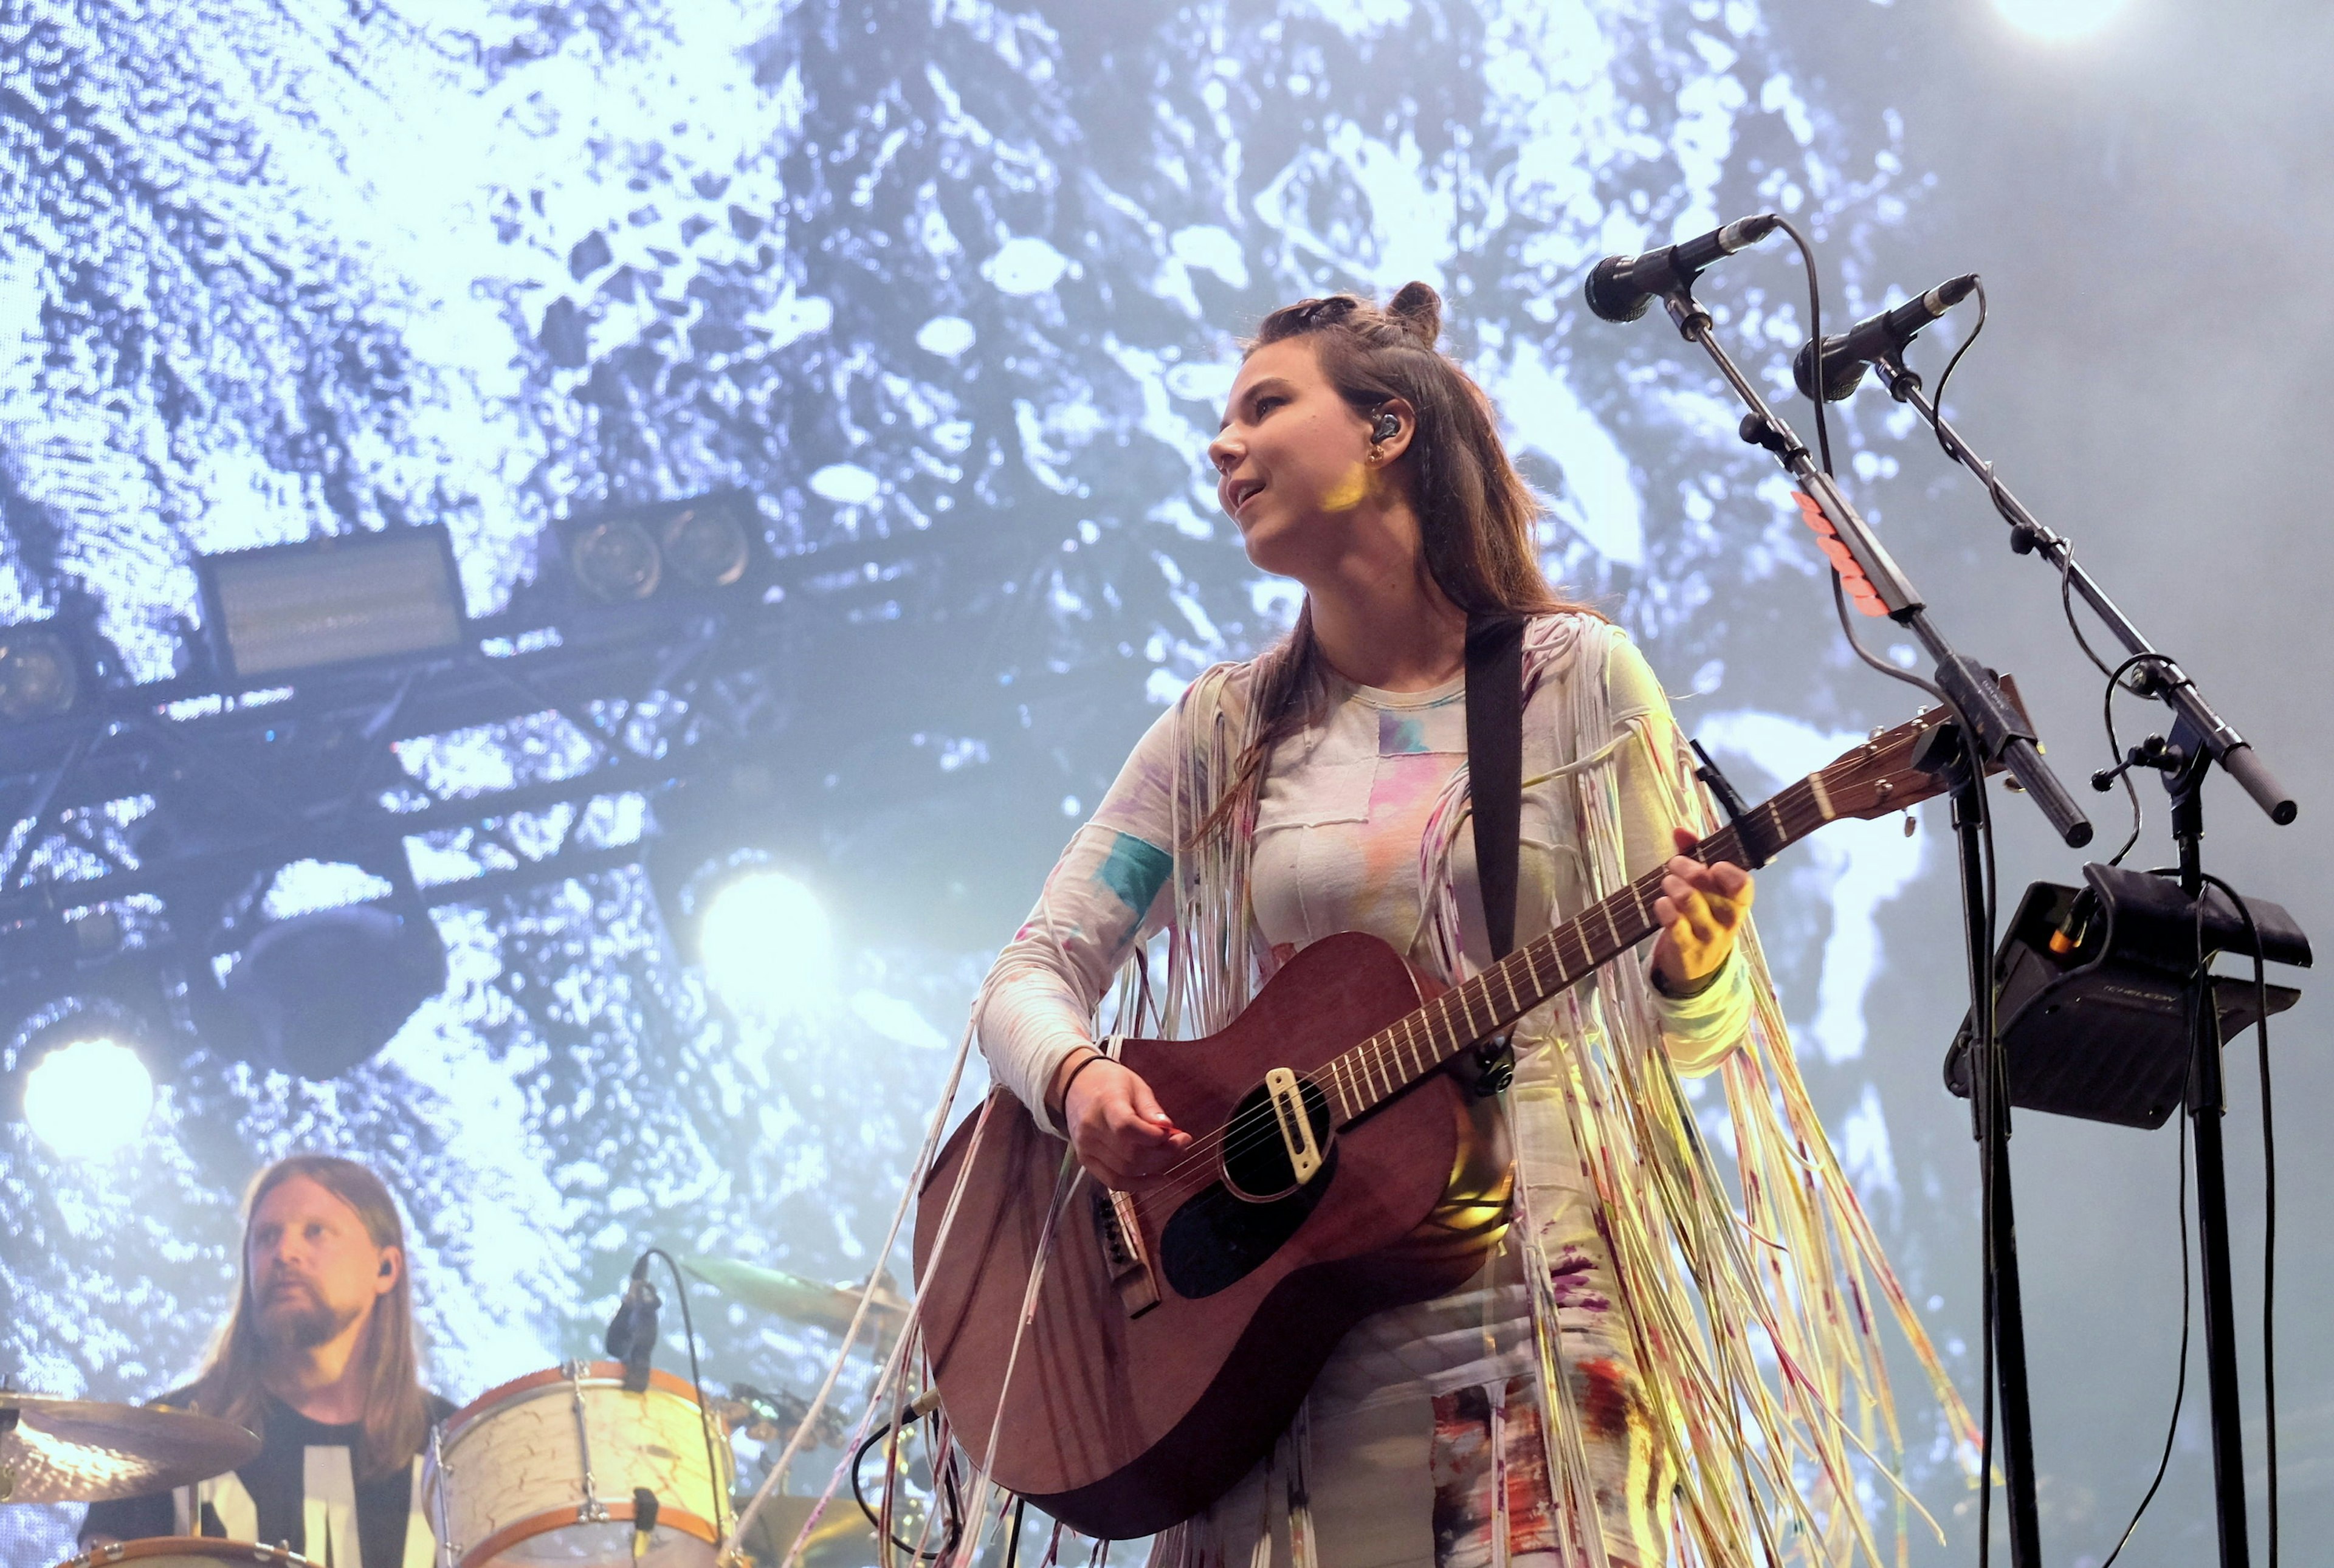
[1946,865,2309,1129]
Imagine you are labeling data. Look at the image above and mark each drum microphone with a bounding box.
[1792,273,1980,401]
[604,1253,662,1393]
[1582,213,1781,323]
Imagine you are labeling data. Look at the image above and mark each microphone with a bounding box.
[604,1254,662,1393]
[1582,213,1781,323]
[1792,273,1980,402]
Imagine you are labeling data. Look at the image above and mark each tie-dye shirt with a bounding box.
[979,636,1749,1136]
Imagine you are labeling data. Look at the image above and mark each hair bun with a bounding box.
[1386,281,1443,348]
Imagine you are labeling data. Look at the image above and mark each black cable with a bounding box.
[1974,759,2001,1568]
[1826,571,1950,709]
[644,1246,729,1544]
[850,1408,963,1561]
[2055,531,2125,684]
[1977,1240,1997,1568]
[2099,1088,2192,1567]
[2198,872,2280,1568]
[1905,280,2041,585]
[1928,279,1988,465]
[1772,215,1834,477]
[1003,1494,1028,1568]
[2096,652,2184,869]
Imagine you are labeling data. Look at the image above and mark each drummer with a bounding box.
[80,1155,455,1568]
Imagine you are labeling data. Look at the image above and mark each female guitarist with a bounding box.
[972,285,1958,1567]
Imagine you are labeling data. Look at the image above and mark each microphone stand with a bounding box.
[1876,347,2299,1568]
[1658,286,2094,1568]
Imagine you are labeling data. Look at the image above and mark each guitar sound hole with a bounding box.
[1220,1076,1332,1202]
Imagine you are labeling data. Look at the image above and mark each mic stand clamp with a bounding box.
[1656,283,2091,1568]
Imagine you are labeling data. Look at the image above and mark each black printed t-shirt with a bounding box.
[80,1387,456,1568]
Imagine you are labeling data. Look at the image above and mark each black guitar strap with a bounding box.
[1464,613,1526,963]
[1462,614,1526,1097]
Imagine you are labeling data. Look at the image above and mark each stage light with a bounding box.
[1991,0,2126,40]
[215,903,449,1078]
[0,591,127,724]
[659,496,751,590]
[698,867,835,1018]
[568,516,664,602]
[21,1035,153,1158]
[0,625,80,720]
[544,491,762,611]
[198,525,467,683]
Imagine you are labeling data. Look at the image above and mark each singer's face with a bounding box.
[245,1175,398,1353]
[1207,338,1383,579]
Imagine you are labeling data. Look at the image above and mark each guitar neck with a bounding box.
[1317,768,1843,1127]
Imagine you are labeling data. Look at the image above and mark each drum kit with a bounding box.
[17,1259,908,1568]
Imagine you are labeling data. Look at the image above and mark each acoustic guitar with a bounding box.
[912,706,1969,1538]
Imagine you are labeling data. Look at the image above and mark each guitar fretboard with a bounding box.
[1313,762,1852,1126]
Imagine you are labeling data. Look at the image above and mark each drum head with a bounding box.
[57,1540,315,1568]
[435,1363,732,1568]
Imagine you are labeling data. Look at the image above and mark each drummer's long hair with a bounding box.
[185,1155,432,1480]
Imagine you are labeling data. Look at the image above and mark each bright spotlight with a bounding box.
[22,1036,154,1157]
[1991,0,2126,41]
[699,870,835,1017]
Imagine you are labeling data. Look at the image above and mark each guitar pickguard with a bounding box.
[1156,1151,1337,1299]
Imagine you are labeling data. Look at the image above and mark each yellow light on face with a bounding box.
[23,1036,154,1157]
[1320,461,1371,514]
[1992,0,2127,41]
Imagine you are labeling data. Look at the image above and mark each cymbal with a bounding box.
[731,1494,877,1568]
[0,1394,260,1504]
[681,1257,908,1338]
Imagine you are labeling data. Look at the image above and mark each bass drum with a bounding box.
[55,1542,315,1567]
[429,1362,734,1568]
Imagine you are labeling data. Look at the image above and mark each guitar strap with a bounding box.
[1463,613,1525,1091]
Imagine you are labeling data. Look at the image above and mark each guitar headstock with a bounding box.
[1815,707,1960,820]
[1817,676,2031,820]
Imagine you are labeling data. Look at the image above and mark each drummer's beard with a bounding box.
[256,1279,365,1352]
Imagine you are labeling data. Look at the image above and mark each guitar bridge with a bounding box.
[1090,1185,1162,1318]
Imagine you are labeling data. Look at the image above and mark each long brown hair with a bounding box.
[1199,282,1600,840]
[184,1155,432,1480]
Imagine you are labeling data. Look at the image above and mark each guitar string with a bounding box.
[1122,781,1845,1211]
[1115,733,1919,1209]
[1122,810,1776,1209]
[1123,766,1866,1208]
[1121,827,1777,1212]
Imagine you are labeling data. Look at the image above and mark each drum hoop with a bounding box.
[57,1540,316,1567]
[439,1361,709,1446]
[458,1499,722,1568]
